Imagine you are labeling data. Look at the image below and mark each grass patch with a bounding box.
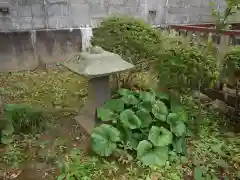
[0,69,87,109]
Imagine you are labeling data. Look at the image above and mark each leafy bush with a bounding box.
[91,89,188,167]
[154,39,218,91]
[224,45,240,71]
[220,45,240,86]
[91,15,163,65]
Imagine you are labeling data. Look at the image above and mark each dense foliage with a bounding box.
[224,45,240,70]
[154,39,218,91]
[91,89,188,167]
[91,16,218,91]
[91,15,163,65]
[221,46,240,86]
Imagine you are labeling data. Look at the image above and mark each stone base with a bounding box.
[75,76,111,134]
[75,114,95,135]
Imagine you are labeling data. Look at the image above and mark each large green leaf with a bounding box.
[91,124,120,156]
[120,109,142,129]
[97,108,116,121]
[168,120,186,137]
[167,113,180,122]
[178,111,188,122]
[171,103,188,122]
[148,126,173,147]
[118,88,135,96]
[137,140,169,167]
[122,95,139,105]
[155,91,169,101]
[130,132,143,150]
[117,126,142,150]
[117,125,132,143]
[172,136,186,154]
[194,166,203,180]
[103,99,125,113]
[139,91,155,102]
[152,100,168,121]
[136,109,152,128]
[138,101,152,112]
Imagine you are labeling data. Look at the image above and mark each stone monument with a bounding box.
[62,46,134,134]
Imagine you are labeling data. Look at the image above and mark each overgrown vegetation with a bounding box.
[0,70,239,180]
[225,45,240,69]
[92,16,219,92]
[222,46,240,86]
[0,14,240,180]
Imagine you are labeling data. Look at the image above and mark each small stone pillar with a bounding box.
[62,46,134,134]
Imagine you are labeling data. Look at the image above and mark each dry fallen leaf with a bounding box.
[6,169,21,179]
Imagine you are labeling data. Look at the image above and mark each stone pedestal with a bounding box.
[75,76,111,134]
[62,46,134,134]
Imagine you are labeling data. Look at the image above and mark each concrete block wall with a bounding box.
[0,0,148,72]
[165,0,226,24]
[142,0,228,25]
[0,0,148,32]
[0,0,229,32]
[0,29,82,72]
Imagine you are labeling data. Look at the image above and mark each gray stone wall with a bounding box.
[0,0,148,32]
[0,29,82,72]
[0,0,229,32]
[146,0,227,25]
[166,0,226,24]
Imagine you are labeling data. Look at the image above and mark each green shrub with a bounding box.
[221,45,240,86]
[154,38,218,91]
[91,89,188,167]
[224,45,240,71]
[91,15,163,65]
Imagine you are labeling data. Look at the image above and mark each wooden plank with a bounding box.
[201,88,240,109]
[170,25,240,36]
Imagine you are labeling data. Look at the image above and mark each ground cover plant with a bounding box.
[93,88,188,168]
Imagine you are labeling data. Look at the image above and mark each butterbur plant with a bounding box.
[91,89,188,167]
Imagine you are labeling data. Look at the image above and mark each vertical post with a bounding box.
[217,34,230,66]
[75,75,111,134]
[186,31,193,41]
[214,34,230,90]
[195,31,203,44]
[80,26,93,52]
